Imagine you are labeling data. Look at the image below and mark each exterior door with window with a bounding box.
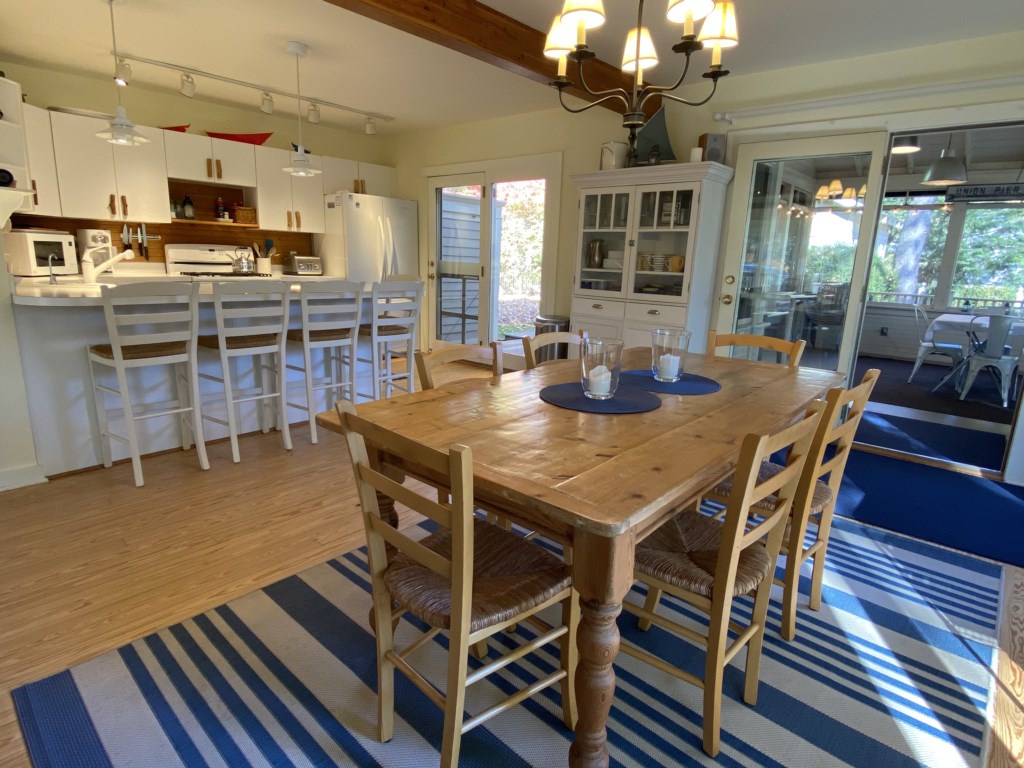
[426,174,489,346]
[715,133,888,374]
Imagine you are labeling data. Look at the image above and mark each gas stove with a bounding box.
[165,244,268,277]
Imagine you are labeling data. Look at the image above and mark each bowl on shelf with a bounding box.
[205,131,273,145]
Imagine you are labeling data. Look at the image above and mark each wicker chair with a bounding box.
[707,330,805,368]
[414,342,503,390]
[698,369,880,640]
[621,407,823,758]
[336,401,577,767]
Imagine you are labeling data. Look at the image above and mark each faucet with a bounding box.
[47,253,58,285]
[81,246,135,284]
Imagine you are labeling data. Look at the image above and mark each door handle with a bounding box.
[287,210,293,229]
[215,159,223,179]
[647,309,661,315]
[121,195,128,217]
[428,272,436,280]
[295,210,302,229]
[721,294,734,305]
[592,303,603,310]
[206,158,213,178]
[31,179,38,206]
[108,193,117,216]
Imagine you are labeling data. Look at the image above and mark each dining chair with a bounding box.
[414,342,503,390]
[198,280,292,463]
[706,330,806,368]
[522,329,586,369]
[335,400,577,767]
[959,314,1019,407]
[87,282,208,487]
[621,407,823,757]
[285,280,363,444]
[907,304,964,383]
[698,368,880,640]
[357,280,423,399]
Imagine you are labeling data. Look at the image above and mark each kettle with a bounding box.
[231,246,256,275]
[586,239,606,268]
[600,141,627,170]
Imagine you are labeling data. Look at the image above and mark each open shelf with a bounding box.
[170,218,257,229]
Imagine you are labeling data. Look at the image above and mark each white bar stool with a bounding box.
[198,280,292,463]
[87,282,209,487]
[285,280,363,443]
[357,280,423,400]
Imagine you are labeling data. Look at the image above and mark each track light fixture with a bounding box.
[364,116,377,135]
[114,58,132,87]
[179,72,196,98]
[260,91,274,115]
[307,103,321,124]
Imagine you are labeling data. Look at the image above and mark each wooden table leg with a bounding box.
[568,530,634,768]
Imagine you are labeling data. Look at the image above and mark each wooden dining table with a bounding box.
[317,347,845,767]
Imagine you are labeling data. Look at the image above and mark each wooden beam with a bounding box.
[322,0,639,116]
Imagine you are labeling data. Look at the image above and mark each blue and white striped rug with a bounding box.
[14,518,1002,767]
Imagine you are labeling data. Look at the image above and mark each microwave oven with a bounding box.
[4,230,79,277]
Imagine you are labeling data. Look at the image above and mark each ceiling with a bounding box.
[0,0,1021,143]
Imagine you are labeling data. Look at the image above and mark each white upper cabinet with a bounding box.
[50,111,170,223]
[320,156,395,197]
[164,131,257,187]
[22,105,62,216]
[0,77,32,213]
[320,155,358,196]
[254,146,325,233]
[357,162,395,197]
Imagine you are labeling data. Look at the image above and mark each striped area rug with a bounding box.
[14,518,1002,767]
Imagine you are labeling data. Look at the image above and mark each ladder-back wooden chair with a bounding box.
[522,329,586,370]
[336,401,577,767]
[414,342,503,391]
[707,330,805,368]
[621,407,822,757]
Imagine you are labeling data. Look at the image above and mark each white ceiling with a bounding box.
[1,0,1021,137]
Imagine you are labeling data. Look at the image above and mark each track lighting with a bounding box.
[364,116,377,135]
[114,58,131,87]
[260,91,274,115]
[307,103,320,124]
[179,72,195,98]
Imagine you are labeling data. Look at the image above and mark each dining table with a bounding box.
[317,347,845,767]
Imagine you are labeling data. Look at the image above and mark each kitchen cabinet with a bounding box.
[0,77,32,213]
[254,145,325,233]
[22,105,62,216]
[164,130,257,187]
[50,110,170,223]
[569,163,733,353]
[321,155,395,197]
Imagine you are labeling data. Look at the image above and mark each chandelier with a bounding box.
[545,0,738,166]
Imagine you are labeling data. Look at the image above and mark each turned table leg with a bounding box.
[568,530,634,768]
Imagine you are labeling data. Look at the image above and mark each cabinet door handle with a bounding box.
[31,179,38,206]
[647,309,661,315]
[215,159,223,179]
[353,178,360,193]
[592,303,603,310]
[287,210,293,229]
[121,195,128,217]
[295,210,302,229]
[360,179,367,194]
[206,158,213,178]
[109,193,117,215]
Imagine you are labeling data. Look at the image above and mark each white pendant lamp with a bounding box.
[97,0,148,146]
[282,41,321,177]
[921,136,967,187]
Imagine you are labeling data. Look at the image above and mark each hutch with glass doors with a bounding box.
[570,163,733,351]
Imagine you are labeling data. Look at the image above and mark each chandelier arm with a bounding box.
[639,55,696,97]
[557,87,630,115]
[572,58,632,103]
[652,81,720,109]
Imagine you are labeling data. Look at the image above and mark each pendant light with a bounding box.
[891,135,920,154]
[282,41,321,177]
[921,135,967,187]
[96,0,149,146]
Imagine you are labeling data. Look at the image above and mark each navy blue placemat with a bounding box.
[621,369,722,395]
[539,382,661,413]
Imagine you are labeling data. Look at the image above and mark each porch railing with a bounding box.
[867,291,1024,311]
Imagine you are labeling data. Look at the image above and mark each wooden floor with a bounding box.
[0,425,1021,767]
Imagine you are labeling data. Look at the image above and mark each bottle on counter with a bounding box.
[182,194,195,220]
[169,198,177,219]
[215,196,225,219]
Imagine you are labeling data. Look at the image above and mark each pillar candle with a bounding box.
[588,364,612,395]
[659,353,681,379]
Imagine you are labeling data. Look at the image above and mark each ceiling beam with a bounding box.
[321,0,642,116]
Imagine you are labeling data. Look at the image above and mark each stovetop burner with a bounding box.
[180,272,273,278]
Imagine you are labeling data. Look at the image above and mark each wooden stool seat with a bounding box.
[286,327,353,343]
[359,323,408,337]
[89,340,187,360]
[636,511,772,598]
[198,333,277,351]
[386,519,570,633]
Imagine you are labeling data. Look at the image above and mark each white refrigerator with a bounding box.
[314,192,419,283]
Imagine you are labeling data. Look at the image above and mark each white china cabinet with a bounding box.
[570,162,733,352]
[164,130,257,188]
[0,77,32,213]
[254,145,325,233]
[50,110,170,223]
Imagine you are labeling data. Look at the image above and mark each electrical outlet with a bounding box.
[880,327,888,336]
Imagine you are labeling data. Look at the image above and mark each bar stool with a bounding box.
[198,280,292,463]
[357,279,423,400]
[87,282,208,487]
[285,280,363,443]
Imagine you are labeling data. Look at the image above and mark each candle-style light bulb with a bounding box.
[558,55,567,77]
